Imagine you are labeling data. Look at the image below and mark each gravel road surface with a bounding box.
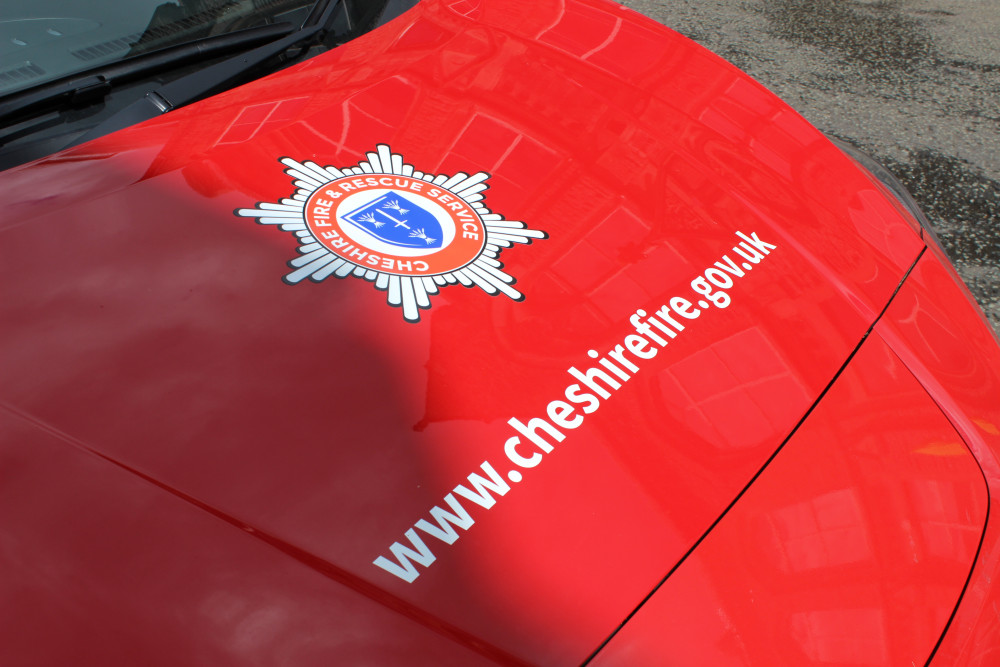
[623,0,1000,333]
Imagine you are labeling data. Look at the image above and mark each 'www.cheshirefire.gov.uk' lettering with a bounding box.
[374,230,778,583]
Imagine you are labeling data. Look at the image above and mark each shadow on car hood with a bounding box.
[0,0,936,663]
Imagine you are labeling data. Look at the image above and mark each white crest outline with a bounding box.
[236,144,546,323]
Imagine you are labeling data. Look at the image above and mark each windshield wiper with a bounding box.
[0,22,298,129]
[66,0,345,147]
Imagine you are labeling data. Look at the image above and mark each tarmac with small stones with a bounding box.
[623,0,1000,335]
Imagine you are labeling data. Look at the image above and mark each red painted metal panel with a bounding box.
[0,408,504,666]
[0,0,960,663]
[876,249,1000,665]
[592,333,988,665]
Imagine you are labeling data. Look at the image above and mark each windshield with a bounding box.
[0,0,318,97]
[0,0,414,171]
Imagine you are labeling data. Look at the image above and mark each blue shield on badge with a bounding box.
[341,192,443,249]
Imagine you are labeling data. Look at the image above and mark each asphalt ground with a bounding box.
[622,0,1000,335]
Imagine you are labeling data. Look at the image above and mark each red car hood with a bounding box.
[1,0,977,663]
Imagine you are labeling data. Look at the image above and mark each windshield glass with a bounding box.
[0,0,317,97]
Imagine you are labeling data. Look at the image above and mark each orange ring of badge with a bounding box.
[304,175,487,277]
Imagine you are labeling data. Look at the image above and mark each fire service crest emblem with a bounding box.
[236,145,546,322]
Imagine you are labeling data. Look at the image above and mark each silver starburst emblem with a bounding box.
[236,145,546,322]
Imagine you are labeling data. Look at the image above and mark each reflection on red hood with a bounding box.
[0,0,957,663]
[593,332,987,664]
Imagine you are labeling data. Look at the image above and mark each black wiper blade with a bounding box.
[67,0,344,148]
[0,22,297,129]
